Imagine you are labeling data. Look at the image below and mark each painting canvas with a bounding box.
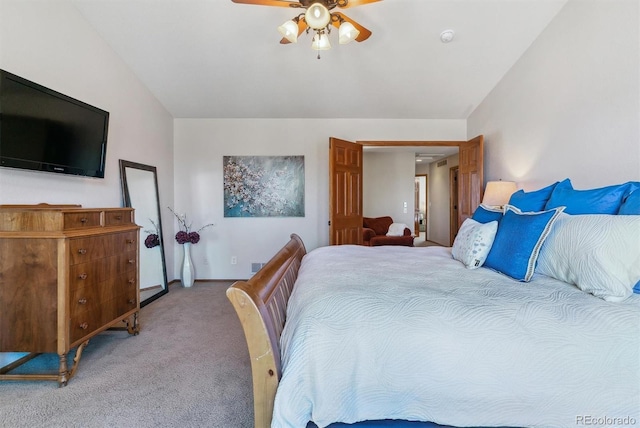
[223,156,305,217]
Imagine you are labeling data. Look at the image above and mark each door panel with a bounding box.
[329,138,363,245]
[414,179,420,236]
[449,167,459,246]
[458,135,484,227]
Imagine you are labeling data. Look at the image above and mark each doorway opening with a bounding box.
[414,174,427,239]
[330,137,483,246]
[359,141,461,247]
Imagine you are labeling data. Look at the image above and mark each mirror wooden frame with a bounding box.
[119,160,169,307]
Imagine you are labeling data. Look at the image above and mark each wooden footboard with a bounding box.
[226,234,307,428]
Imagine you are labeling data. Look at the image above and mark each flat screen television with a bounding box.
[0,69,109,178]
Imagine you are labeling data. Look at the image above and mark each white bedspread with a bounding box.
[272,245,640,428]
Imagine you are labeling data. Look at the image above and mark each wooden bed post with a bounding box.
[226,234,306,428]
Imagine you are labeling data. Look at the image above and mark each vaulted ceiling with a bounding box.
[72,0,568,119]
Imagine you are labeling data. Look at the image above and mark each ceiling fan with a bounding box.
[231,0,382,57]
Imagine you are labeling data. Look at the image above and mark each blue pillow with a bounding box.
[627,181,640,194]
[471,204,503,224]
[484,205,564,282]
[508,178,571,212]
[619,185,640,215]
[545,182,631,214]
[634,280,640,294]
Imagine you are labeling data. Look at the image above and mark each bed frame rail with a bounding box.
[226,233,306,428]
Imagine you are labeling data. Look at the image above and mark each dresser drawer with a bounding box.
[70,307,103,343]
[69,251,136,290]
[70,287,137,343]
[70,272,137,315]
[104,209,133,226]
[110,270,138,295]
[113,291,138,320]
[63,211,101,230]
[69,236,108,264]
[69,231,137,265]
[69,262,103,291]
[69,286,104,319]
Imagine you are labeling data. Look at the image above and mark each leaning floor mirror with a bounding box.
[119,160,169,307]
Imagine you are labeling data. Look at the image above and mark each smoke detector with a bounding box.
[440,30,455,43]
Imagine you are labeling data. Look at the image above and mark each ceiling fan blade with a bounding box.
[231,0,300,8]
[338,0,382,9]
[332,12,372,42]
[280,19,309,44]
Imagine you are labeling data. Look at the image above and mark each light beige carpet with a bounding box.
[0,281,254,428]
[414,239,443,247]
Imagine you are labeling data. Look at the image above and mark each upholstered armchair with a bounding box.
[362,216,414,247]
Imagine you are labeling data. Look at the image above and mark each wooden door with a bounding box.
[329,137,363,245]
[414,179,420,236]
[458,135,484,227]
[449,167,459,246]
[414,174,428,238]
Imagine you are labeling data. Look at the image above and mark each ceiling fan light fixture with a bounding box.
[305,3,331,30]
[338,21,360,44]
[278,19,299,43]
[311,32,331,50]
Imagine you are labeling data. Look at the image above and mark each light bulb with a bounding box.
[305,3,331,30]
[311,32,331,50]
[278,19,299,43]
[339,21,360,44]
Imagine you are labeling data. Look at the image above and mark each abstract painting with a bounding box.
[223,155,305,217]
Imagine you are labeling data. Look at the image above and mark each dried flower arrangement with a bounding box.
[168,207,215,244]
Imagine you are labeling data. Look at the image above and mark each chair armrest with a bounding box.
[403,227,412,236]
[363,227,376,241]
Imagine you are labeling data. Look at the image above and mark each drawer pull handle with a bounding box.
[78,273,88,280]
[78,298,87,304]
[128,259,135,264]
[79,322,88,330]
[80,217,88,223]
[126,239,135,244]
[128,278,135,284]
[114,215,122,220]
[128,299,136,305]
[78,249,87,255]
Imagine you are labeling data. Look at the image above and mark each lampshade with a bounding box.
[482,180,517,207]
[278,19,299,43]
[305,3,331,30]
[311,32,331,50]
[338,21,360,44]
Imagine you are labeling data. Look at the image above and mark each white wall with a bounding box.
[468,0,640,190]
[173,119,466,279]
[0,0,176,277]
[428,153,459,246]
[9,0,631,283]
[363,151,415,227]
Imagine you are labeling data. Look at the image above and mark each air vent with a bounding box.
[251,262,267,273]
[437,159,448,167]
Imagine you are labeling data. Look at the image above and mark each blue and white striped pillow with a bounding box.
[484,205,564,282]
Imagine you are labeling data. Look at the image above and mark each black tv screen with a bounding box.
[0,69,109,178]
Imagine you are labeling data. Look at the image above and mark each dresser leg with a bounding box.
[124,312,140,336]
[72,341,89,378]
[57,353,69,387]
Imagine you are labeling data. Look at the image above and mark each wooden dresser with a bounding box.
[0,204,140,386]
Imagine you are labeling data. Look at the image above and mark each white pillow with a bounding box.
[536,213,640,302]
[451,218,498,269]
[386,223,408,236]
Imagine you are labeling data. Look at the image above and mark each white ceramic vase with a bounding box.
[181,242,195,288]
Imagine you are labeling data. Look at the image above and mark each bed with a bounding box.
[227,180,640,428]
